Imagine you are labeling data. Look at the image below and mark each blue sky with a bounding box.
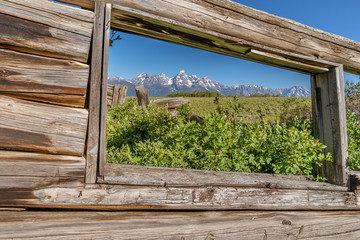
[108,0,360,89]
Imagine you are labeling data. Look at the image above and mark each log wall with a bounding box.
[1,0,360,219]
[0,0,94,194]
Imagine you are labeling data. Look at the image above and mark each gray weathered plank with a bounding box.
[0,151,85,178]
[135,85,150,110]
[112,84,128,106]
[153,97,190,109]
[0,176,83,190]
[0,184,358,210]
[0,49,89,107]
[2,210,360,239]
[311,66,349,186]
[50,0,95,10]
[1,0,94,37]
[98,3,112,176]
[107,84,114,106]
[0,96,88,156]
[85,1,106,183]
[101,164,348,192]
[110,0,360,75]
[0,0,93,63]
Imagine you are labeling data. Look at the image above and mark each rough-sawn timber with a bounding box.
[0,49,89,107]
[109,0,360,74]
[2,211,360,239]
[0,96,88,156]
[0,0,93,63]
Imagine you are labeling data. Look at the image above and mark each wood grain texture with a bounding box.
[153,97,190,109]
[112,84,128,106]
[52,0,95,10]
[110,0,360,74]
[0,184,358,210]
[85,2,105,183]
[98,3,112,176]
[107,84,114,106]
[135,85,150,110]
[0,0,93,63]
[0,151,85,178]
[2,211,360,239]
[0,96,88,156]
[0,176,83,190]
[101,164,348,192]
[0,49,89,107]
[312,66,349,186]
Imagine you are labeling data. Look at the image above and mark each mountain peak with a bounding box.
[108,71,310,97]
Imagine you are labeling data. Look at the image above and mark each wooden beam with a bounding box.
[98,3,112,177]
[101,164,347,192]
[2,210,360,239]
[311,66,349,186]
[0,0,94,63]
[1,0,94,37]
[0,96,88,156]
[85,2,106,183]
[0,49,89,107]
[0,151,85,178]
[53,0,95,10]
[0,184,358,210]
[108,0,360,75]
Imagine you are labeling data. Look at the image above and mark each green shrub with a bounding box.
[347,110,360,170]
[107,98,332,179]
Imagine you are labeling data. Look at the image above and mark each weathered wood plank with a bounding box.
[0,49,89,107]
[0,176,83,190]
[98,3,112,176]
[2,211,360,239]
[50,0,95,10]
[0,96,88,156]
[0,0,93,63]
[135,85,150,110]
[107,84,114,106]
[246,49,329,74]
[110,0,360,75]
[0,184,358,210]
[0,92,85,108]
[0,151,85,178]
[312,66,349,186]
[1,0,94,37]
[112,84,128,106]
[85,2,106,183]
[153,97,190,109]
[101,164,347,192]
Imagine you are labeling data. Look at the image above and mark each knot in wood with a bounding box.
[282,219,292,226]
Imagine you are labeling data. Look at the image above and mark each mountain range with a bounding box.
[108,70,311,97]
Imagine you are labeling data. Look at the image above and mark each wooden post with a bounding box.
[135,85,150,110]
[98,3,112,177]
[311,65,349,187]
[85,1,105,183]
[112,84,128,106]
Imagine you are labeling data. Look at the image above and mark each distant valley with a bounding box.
[108,70,311,97]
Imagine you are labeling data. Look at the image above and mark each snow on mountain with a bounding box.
[108,70,311,97]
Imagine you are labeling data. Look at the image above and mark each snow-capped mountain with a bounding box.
[108,70,311,97]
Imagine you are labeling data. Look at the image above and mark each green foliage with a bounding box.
[345,80,360,120]
[347,110,360,170]
[107,97,332,179]
[109,30,122,47]
[167,90,223,98]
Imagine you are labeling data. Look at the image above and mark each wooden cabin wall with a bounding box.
[0,0,94,193]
